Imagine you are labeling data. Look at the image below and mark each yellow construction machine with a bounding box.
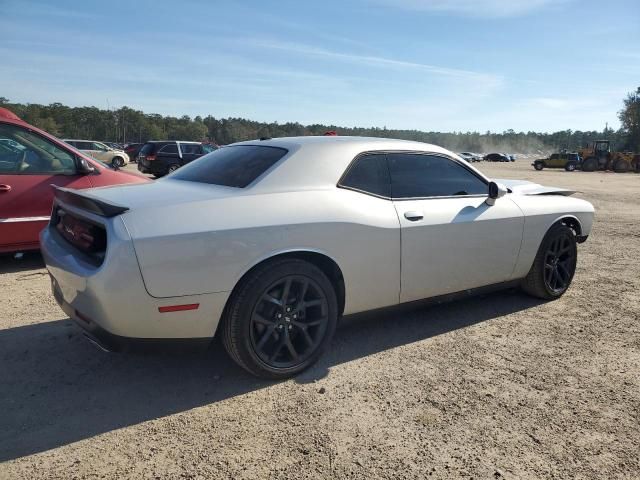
[579,140,640,172]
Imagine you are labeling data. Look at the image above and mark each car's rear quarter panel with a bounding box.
[41,202,227,339]
[122,188,401,315]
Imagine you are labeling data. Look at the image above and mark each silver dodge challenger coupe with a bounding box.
[41,136,594,378]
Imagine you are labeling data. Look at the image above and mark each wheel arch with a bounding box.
[226,249,346,317]
[550,214,586,243]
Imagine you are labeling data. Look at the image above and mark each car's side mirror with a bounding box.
[77,156,95,174]
[486,181,508,206]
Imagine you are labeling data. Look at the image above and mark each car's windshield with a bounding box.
[170,145,288,188]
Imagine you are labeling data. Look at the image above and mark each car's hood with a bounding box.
[496,179,575,196]
[79,178,242,210]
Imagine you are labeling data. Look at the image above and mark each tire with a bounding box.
[534,162,544,171]
[221,258,338,379]
[565,162,577,172]
[521,223,577,300]
[613,159,630,173]
[582,157,597,172]
[112,156,125,168]
[167,163,180,173]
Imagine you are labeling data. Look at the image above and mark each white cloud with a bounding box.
[370,0,567,18]
[242,38,503,89]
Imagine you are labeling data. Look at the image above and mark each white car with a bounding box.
[41,136,594,378]
[63,139,128,167]
[459,152,482,162]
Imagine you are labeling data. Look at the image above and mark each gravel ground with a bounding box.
[1,161,639,479]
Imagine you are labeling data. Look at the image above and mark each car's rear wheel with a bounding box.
[565,161,577,171]
[521,223,577,300]
[534,162,544,170]
[221,258,338,379]
[613,159,630,173]
[167,163,180,173]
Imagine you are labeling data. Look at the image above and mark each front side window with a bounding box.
[202,144,216,153]
[340,154,390,197]
[92,142,109,152]
[170,145,287,188]
[388,153,487,199]
[0,124,76,174]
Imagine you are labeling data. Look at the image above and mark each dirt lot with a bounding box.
[1,161,639,479]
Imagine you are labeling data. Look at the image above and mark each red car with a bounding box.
[0,108,149,254]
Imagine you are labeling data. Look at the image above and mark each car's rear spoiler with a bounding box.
[54,186,129,217]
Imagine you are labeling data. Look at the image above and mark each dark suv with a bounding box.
[137,141,215,177]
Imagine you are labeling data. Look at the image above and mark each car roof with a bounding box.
[226,136,487,192]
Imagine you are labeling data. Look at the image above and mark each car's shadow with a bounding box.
[0,251,45,274]
[0,288,543,461]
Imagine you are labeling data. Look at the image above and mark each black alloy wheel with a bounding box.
[522,223,577,299]
[221,258,338,379]
[249,275,329,369]
[543,233,575,294]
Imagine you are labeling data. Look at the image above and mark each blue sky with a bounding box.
[1,0,639,132]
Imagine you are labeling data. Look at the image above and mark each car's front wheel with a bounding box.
[565,161,577,171]
[112,156,125,167]
[582,157,598,172]
[521,223,577,300]
[221,258,338,379]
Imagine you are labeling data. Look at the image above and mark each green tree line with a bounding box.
[1,90,638,154]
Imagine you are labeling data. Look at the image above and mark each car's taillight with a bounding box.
[54,209,107,260]
[146,154,156,161]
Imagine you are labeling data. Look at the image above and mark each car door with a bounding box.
[387,152,524,303]
[0,123,93,251]
[91,142,111,162]
[179,143,202,165]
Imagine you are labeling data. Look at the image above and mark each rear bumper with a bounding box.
[51,275,210,352]
[40,214,230,343]
[137,160,168,176]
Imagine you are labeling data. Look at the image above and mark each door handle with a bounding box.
[404,211,423,221]
[0,184,12,193]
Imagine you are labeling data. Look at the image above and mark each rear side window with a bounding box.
[340,154,390,197]
[388,153,487,198]
[170,145,287,188]
[159,144,178,154]
[180,143,201,154]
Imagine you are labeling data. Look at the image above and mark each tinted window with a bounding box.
[340,154,390,197]
[388,153,487,198]
[139,143,157,154]
[180,143,201,155]
[202,144,217,153]
[170,145,287,188]
[0,124,76,174]
[159,144,178,154]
